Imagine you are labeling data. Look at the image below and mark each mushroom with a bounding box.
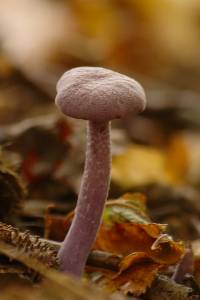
[55,67,146,277]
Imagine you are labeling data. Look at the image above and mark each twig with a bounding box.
[0,222,122,272]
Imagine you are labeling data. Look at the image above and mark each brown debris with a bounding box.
[0,222,58,269]
[0,153,25,221]
[146,275,198,300]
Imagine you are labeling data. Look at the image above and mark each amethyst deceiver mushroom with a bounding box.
[55,67,146,277]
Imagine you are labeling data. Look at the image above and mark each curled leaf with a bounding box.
[95,193,184,266]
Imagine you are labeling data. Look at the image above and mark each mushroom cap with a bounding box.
[55,67,146,122]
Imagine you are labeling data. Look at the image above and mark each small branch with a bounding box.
[0,222,58,268]
[87,250,121,272]
[0,222,122,272]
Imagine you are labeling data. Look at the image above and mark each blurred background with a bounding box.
[0,0,200,241]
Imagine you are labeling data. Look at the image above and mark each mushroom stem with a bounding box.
[58,121,111,277]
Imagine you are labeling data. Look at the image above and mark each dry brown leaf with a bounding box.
[54,193,184,296]
[113,264,159,296]
[45,213,71,241]
[94,193,184,266]
[91,193,184,295]
[103,253,161,296]
[45,193,184,267]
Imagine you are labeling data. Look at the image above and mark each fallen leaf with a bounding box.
[94,193,184,266]
[57,193,184,296]
[104,253,161,296]
[111,145,173,188]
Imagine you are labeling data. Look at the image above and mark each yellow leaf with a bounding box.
[112,145,173,188]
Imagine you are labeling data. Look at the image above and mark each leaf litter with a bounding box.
[0,1,200,299]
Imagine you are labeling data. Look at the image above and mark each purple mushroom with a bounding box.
[55,67,146,277]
